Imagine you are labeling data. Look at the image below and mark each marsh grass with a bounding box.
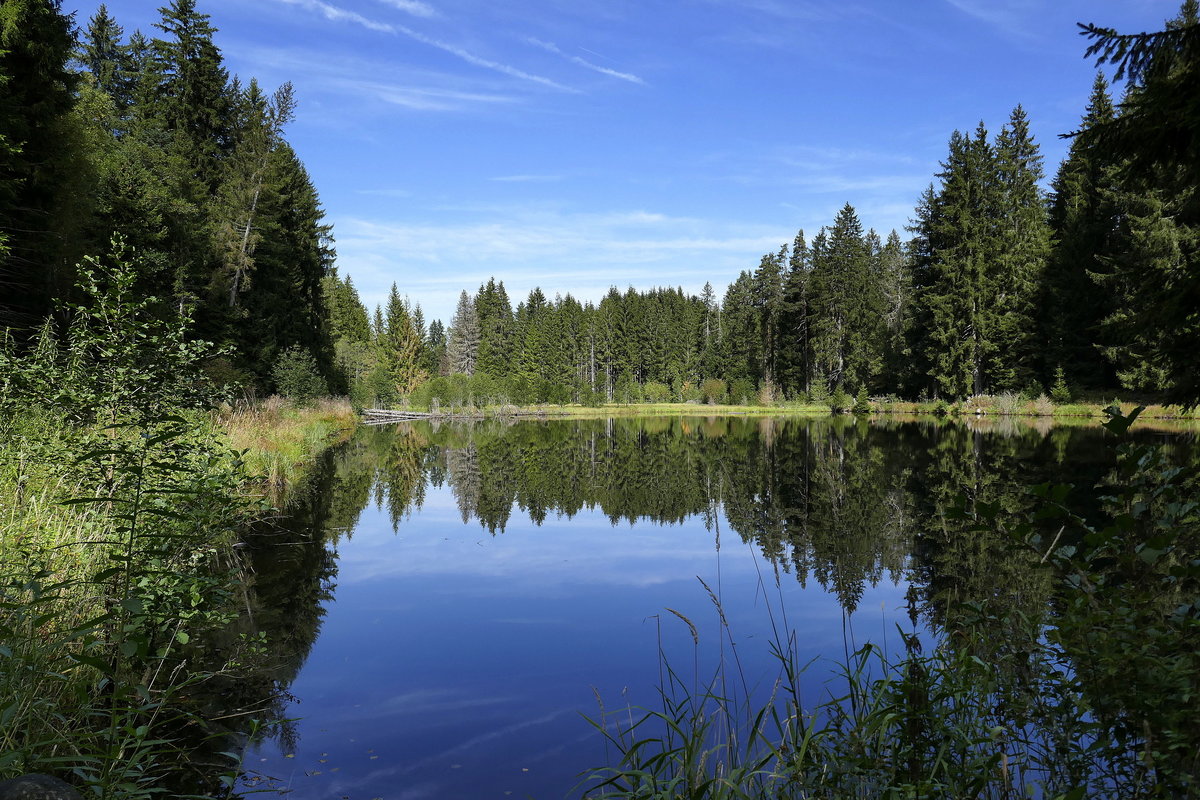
[217,396,356,496]
[580,596,1150,800]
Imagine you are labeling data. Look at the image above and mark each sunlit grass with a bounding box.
[216,395,357,494]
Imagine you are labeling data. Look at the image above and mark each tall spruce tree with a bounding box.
[1045,74,1119,388]
[447,289,480,375]
[991,105,1051,391]
[0,0,82,332]
[912,125,1001,397]
[807,204,882,392]
[1079,1,1200,403]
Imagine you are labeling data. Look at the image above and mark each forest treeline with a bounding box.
[1,0,335,389]
[326,2,1199,408]
[2,1,1197,406]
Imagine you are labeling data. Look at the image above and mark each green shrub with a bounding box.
[729,378,755,405]
[271,346,328,402]
[700,378,727,405]
[643,381,671,403]
[1049,366,1072,404]
[828,386,851,413]
[851,386,871,415]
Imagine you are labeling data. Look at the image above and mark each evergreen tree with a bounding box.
[1045,74,1119,388]
[80,5,129,110]
[446,289,479,375]
[0,0,82,331]
[878,230,913,393]
[990,105,1051,391]
[151,0,232,176]
[912,125,1001,397]
[777,230,810,396]
[807,204,882,392]
[1079,1,1200,403]
[381,284,425,394]
[474,278,513,376]
[752,246,786,388]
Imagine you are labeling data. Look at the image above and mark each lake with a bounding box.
[221,415,1190,799]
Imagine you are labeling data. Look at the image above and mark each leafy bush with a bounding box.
[643,381,671,403]
[828,386,851,413]
[729,378,756,406]
[271,346,328,402]
[700,378,727,405]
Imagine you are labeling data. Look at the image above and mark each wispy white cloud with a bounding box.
[526,38,645,85]
[333,78,518,111]
[236,44,520,113]
[373,0,437,18]
[942,0,1043,40]
[270,0,576,92]
[277,0,395,33]
[331,207,792,322]
[392,23,577,92]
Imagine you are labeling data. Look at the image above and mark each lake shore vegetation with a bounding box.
[1,0,1198,797]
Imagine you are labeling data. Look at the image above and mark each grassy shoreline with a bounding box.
[216,395,359,495]
[392,397,1199,428]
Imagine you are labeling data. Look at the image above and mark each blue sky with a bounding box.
[73,0,1180,325]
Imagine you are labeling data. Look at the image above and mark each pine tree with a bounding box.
[152,0,232,177]
[777,230,810,395]
[807,204,882,391]
[878,230,912,393]
[1045,74,1118,388]
[0,0,82,331]
[752,246,785,388]
[447,289,480,374]
[912,126,1000,397]
[381,284,426,394]
[215,80,295,309]
[1078,1,1200,403]
[81,5,129,110]
[990,105,1051,391]
[475,278,513,376]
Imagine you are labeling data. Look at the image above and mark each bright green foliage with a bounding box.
[271,345,327,401]
[0,237,219,425]
[380,284,426,395]
[1049,365,1072,404]
[807,205,884,393]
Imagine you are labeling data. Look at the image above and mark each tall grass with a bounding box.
[581,597,1156,800]
[216,395,356,496]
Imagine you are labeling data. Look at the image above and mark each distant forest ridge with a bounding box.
[2,1,1198,405]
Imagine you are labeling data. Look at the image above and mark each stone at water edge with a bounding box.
[0,774,83,800]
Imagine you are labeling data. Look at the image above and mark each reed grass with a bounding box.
[215,395,356,495]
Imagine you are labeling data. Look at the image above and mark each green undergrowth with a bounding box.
[217,395,357,497]
[0,240,354,797]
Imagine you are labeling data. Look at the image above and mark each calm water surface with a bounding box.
[227,415,1186,799]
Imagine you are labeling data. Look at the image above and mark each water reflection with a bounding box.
[218,416,1189,798]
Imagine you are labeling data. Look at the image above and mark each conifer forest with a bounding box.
[1,1,1199,799]
[2,1,1197,409]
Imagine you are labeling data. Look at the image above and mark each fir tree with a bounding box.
[990,105,1051,391]
[1045,74,1118,388]
[447,289,480,375]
